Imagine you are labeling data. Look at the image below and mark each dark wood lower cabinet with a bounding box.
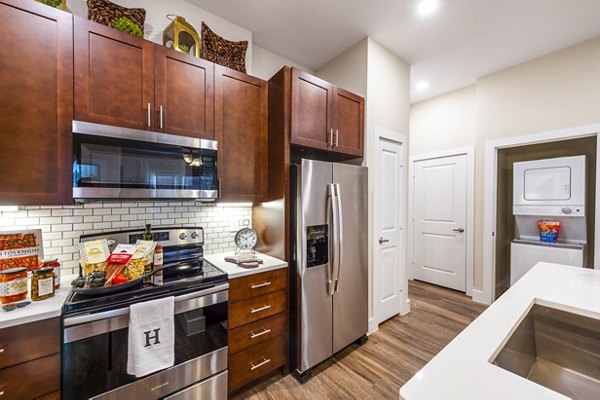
[228,269,288,394]
[228,336,286,391]
[0,317,61,400]
[0,353,60,399]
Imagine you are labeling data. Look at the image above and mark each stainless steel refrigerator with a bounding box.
[291,159,368,381]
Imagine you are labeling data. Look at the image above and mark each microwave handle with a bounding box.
[64,283,229,328]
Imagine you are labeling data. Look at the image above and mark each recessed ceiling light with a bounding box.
[417,0,439,16]
[415,81,430,91]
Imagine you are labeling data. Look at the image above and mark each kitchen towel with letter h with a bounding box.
[127,296,175,377]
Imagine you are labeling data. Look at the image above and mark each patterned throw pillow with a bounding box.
[201,22,248,73]
[87,0,146,34]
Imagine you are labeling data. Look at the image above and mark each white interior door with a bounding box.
[414,155,467,291]
[374,133,406,324]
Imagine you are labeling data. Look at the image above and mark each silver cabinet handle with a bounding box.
[0,348,4,353]
[147,102,151,127]
[335,129,339,147]
[250,328,271,339]
[250,358,271,371]
[159,105,164,129]
[379,237,389,244]
[250,304,271,314]
[328,128,334,146]
[0,390,4,396]
[453,228,465,233]
[250,281,271,289]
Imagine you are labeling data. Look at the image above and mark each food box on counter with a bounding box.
[0,229,43,271]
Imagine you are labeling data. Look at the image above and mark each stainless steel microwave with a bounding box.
[72,121,218,201]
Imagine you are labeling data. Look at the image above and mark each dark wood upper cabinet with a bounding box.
[291,68,333,151]
[0,0,73,205]
[154,46,214,139]
[332,87,364,157]
[290,67,364,157]
[214,65,268,202]
[74,17,154,130]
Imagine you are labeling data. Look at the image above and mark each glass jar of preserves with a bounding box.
[0,267,28,304]
[31,267,55,301]
[41,257,61,289]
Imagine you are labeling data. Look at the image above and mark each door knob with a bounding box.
[453,228,465,233]
[379,237,389,244]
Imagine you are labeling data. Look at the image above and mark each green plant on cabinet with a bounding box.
[113,16,143,39]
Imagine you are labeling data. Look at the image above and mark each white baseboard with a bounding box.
[472,289,490,305]
[368,317,379,335]
[400,298,411,315]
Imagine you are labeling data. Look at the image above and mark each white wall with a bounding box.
[409,35,600,294]
[316,39,368,97]
[252,44,314,81]
[410,85,476,155]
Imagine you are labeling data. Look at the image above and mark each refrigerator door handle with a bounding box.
[334,183,343,293]
[328,183,339,296]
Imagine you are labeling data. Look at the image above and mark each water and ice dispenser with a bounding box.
[510,155,587,285]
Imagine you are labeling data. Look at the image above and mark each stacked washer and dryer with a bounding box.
[510,155,587,285]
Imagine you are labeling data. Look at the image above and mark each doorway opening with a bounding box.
[494,136,597,298]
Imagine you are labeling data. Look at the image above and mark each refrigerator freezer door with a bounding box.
[332,163,368,354]
[296,159,334,372]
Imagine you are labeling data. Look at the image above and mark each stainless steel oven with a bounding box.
[72,121,218,201]
[62,284,229,399]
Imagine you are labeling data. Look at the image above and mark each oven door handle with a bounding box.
[63,284,229,343]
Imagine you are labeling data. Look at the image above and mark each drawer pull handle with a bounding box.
[250,304,271,314]
[0,348,4,354]
[250,281,271,289]
[250,328,272,339]
[0,391,4,396]
[250,358,271,371]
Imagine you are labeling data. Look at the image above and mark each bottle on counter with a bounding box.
[153,244,163,286]
[0,267,28,304]
[143,224,153,241]
[31,267,55,301]
[41,257,61,289]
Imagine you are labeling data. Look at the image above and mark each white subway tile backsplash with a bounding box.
[28,209,52,217]
[52,209,72,216]
[0,203,251,275]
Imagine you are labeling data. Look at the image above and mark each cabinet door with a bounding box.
[332,87,364,157]
[214,65,268,202]
[0,0,72,205]
[290,68,333,151]
[74,17,154,130]
[154,46,214,139]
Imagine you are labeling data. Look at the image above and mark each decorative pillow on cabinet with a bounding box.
[87,0,146,33]
[201,22,248,73]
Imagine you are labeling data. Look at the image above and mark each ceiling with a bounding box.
[189,0,600,103]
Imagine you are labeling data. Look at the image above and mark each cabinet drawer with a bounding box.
[229,313,286,355]
[0,317,60,369]
[229,290,286,329]
[229,268,286,302]
[228,335,285,392]
[0,353,60,399]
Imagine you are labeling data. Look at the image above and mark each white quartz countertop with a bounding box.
[204,252,287,278]
[400,262,600,400]
[0,274,76,330]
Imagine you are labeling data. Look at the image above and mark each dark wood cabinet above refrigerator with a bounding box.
[291,67,364,158]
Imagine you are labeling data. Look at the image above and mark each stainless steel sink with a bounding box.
[493,304,600,399]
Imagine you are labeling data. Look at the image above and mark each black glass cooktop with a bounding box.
[62,260,227,315]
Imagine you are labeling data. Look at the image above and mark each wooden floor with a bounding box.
[234,280,487,399]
